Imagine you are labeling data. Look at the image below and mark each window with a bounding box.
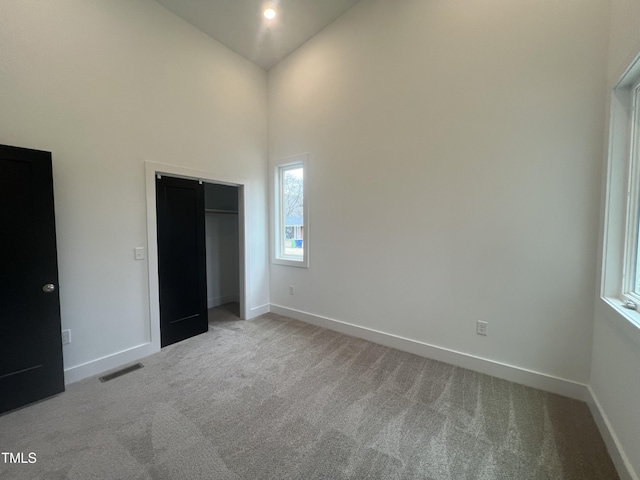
[602,52,640,324]
[271,154,308,267]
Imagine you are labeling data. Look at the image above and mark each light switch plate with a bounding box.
[134,247,145,260]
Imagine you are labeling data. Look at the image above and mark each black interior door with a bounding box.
[156,175,208,347]
[0,145,65,414]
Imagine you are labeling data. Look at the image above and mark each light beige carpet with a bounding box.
[0,305,619,479]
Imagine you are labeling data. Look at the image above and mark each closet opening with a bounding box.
[204,182,241,325]
[146,161,248,352]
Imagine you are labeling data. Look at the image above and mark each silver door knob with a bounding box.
[42,283,56,293]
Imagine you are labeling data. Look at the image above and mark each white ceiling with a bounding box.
[153,0,363,70]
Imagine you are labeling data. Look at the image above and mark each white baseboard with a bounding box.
[63,343,156,385]
[208,294,240,309]
[269,304,588,400]
[586,386,638,480]
[248,303,270,319]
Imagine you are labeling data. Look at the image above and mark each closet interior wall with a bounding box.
[203,183,240,309]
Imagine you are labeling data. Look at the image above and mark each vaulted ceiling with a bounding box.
[153,0,363,70]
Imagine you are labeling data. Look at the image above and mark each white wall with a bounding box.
[206,213,240,308]
[268,0,609,384]
[592,0,640,477]
[0,1,268,376]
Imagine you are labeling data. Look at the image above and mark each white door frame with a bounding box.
[144,161,247,352]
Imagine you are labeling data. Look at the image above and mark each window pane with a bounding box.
[282,167,303,258]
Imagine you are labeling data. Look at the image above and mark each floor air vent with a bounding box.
[99,363,144,383]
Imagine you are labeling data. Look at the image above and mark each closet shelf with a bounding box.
[205,208,238,214]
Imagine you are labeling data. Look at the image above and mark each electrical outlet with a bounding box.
[476,321,488,336]
[61,329,71,345]
[289,285,295,295]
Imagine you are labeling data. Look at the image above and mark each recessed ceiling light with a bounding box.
[263,7,276,20]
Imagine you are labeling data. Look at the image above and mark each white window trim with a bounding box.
[601,52,640,329]
[270,154,309,268]
[622,79,640,304]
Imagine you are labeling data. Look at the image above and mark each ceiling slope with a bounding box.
[154,0,363,70]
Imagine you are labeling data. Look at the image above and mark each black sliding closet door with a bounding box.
[0,144,65,414]
[156,176,207,347]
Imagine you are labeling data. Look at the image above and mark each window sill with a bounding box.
[600,297,640,346]
[273,257,309,268]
